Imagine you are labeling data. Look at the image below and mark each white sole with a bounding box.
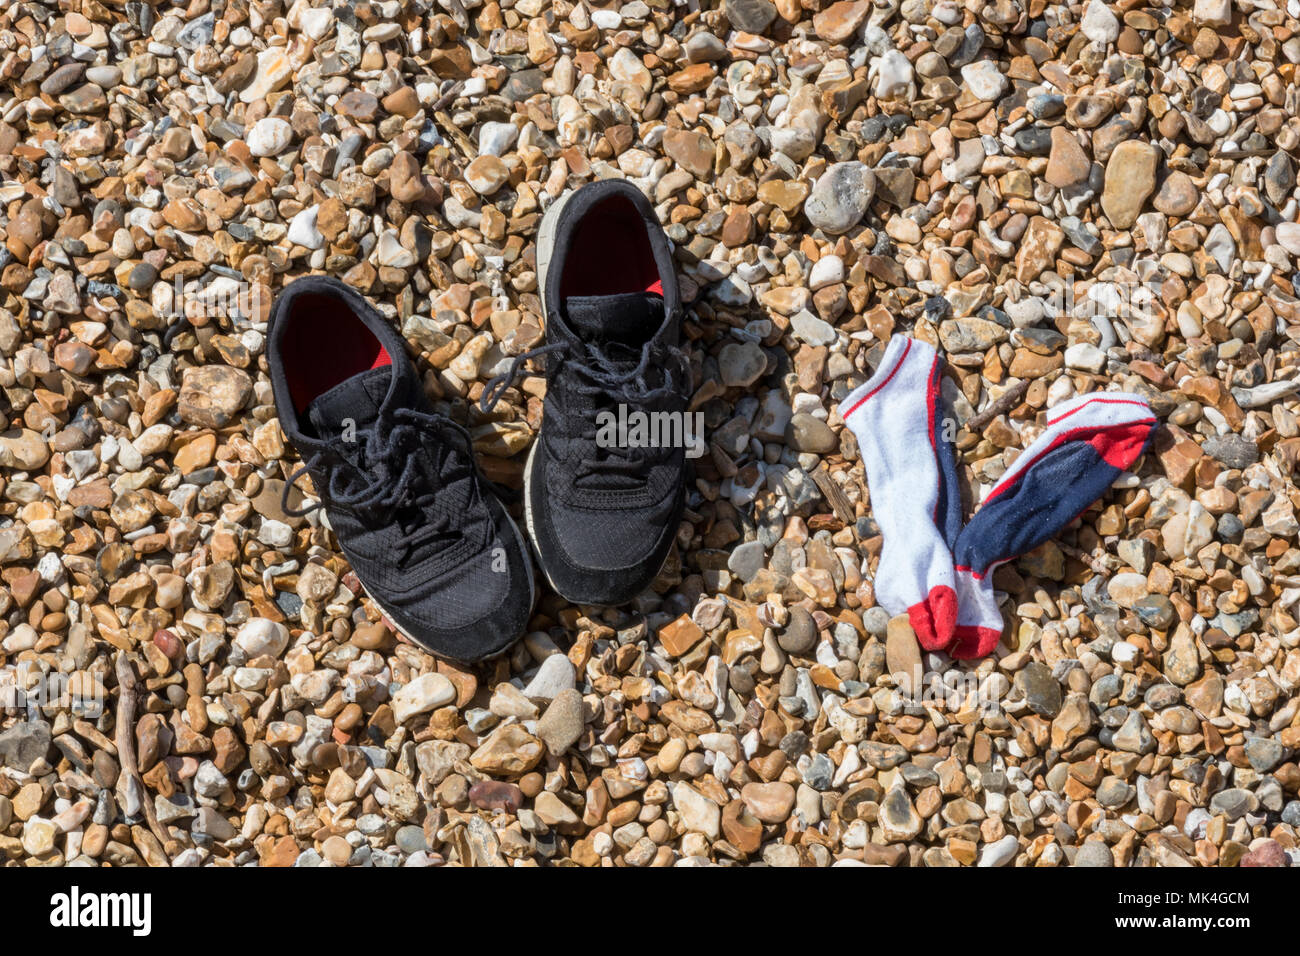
[522,190,575,601]
[523,438,576,602]
[359,507,536,660]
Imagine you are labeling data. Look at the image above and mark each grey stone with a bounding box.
[1016,662,1062,718]
[1209,787,1258,821]
[778,606,818,653]
[804,162,875,235]
[522,654,576,701]
[725,0,777,34]
[1200,434,1258,469]
[727,540,767,582]
[1112,709,1156,754]
[1096,776,1133,808]
[1074,841,1114,867]
[0,720,52,771]
[718,341,767,387]
[785,413,838,454]
[1244,736,1286,772]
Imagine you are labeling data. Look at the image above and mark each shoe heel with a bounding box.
[536,188,576,327]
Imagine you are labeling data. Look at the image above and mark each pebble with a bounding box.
[391,673,456,723]
[234,619,289,658]
[179,366,253,428]
[725,0,777,34]
[1046,128,1091,188]
[536,689,585,755]
[740,782,795,823]
[674,783,721,839]
[0,721,51,771]
[1074,842,1114,867]
[522,655,576,701]
[718,342,767,387]
[464,155,509,196]
[960,61,1007,101]
[247,117,293,157]
[1154,172,1199,216]
[977,834,1018,867]
[786,414,837,454]
[288,206,324,250]
[1016,662,1061,719]
[1276,223,1300,257]
[879,786,922,842]
[884,615,922,690]
[804,162,876,235]
[779,607,818,654]
[1101,141,1159,229]
[1201,435,1258,469]
[1080,0,1119,44]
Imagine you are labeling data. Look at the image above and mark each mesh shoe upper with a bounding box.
[521,181,692,603]
[268,276,532,660]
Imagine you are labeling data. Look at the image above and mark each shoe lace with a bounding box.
[480,338,691,478]
[280,407,469,559]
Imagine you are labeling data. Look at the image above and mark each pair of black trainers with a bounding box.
[267,181,691,662]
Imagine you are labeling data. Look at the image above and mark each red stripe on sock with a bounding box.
[842,338,912,420]
[925,353,941,523]
[908,584,957,652]
[949,624,1003,659]
[1047,396,1151,426]
[1088,420,1155,469]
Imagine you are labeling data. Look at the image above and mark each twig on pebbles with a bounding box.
[431,81,465,112]
[811,464,856,526]
[965,379,1031,432]
[434,109,478,159]
[114,652,170,849]
[1056,541,1117,576]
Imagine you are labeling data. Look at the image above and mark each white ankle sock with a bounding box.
[840,336,962,651]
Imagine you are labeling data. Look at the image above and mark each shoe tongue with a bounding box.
[563,292,664,348]
[306,366,392,440]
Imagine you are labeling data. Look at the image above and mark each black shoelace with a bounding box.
[280,407,469,559]
[480,338,691,478]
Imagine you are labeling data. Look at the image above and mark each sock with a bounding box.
[950,391,1158,658]
[841,336,963,651]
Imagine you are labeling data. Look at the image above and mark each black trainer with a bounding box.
[268,276,533,662]
[482,180,691,605]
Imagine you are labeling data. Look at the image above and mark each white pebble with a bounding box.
[246,117,293,157]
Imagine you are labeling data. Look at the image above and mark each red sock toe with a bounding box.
[949,624,1003,659]
[908,585,957,652]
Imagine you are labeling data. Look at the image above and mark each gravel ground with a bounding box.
[1,0,1300,867]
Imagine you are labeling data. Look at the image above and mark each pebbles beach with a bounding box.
[1,0,1299,867]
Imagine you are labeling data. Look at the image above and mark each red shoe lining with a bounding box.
[281,293,392,413]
